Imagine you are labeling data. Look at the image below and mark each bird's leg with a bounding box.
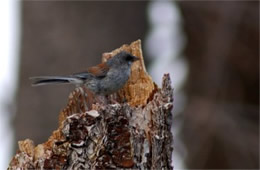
[96,95,107,105]
[76,86,88,113]
[72,89,82,113]
[107,93,119,104]
[77,86,88,113]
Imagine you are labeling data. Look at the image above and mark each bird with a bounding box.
[30,51,139,95]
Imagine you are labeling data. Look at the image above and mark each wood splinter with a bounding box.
[8,40,174,170]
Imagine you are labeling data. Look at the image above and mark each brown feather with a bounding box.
[87,63,110,78]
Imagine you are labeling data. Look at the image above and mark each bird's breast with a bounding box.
[97,67,131,95]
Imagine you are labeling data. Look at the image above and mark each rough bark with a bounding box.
[9,40,174,169]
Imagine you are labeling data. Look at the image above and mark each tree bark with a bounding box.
[8,40,174,169]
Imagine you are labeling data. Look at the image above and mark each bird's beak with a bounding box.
[132,56,140,61]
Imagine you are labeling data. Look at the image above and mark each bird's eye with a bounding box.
[125,54,134,61]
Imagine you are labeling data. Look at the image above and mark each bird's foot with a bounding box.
[77,87,89,113]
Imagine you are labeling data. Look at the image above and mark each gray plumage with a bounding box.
[30,51,139,95]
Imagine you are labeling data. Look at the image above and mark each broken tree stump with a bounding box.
[8,40,174,169]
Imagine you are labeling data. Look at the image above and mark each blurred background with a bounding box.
[0,0,258,169]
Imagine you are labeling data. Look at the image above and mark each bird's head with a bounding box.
[107,51,139,67]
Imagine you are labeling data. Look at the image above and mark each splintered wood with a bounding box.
[8,40,174,170]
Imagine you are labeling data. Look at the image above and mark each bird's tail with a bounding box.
[30,76,83,86]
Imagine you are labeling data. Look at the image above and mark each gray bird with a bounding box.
[30,51,139,95]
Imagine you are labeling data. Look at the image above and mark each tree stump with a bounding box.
[8,40,174,169]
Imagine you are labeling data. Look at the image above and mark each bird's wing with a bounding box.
[87,63,110,78]
[74,63,110,79]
